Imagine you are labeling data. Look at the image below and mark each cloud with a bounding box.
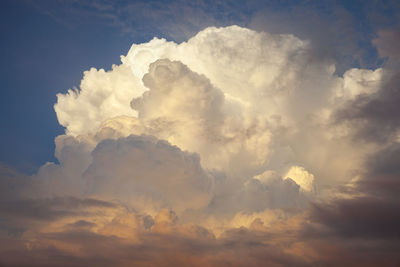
[84,135,213,213]
[29,0,252,42]
[56,25,320,136]
[2,24,400,265]
[334,30,400,144]
[54,64,143,136]
[360,144,400,198]
[311,197,400,240]
[53,26,348,181]
[0,191,310,267]
[373,29,400,68]
[310,143,400,239]
[304,31,400,261]
[284,166,315,193]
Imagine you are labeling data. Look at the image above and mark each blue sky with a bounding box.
[1,0,399,173]
[1,0,135,172]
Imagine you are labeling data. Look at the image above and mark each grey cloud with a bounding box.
[207,175,310,217]
[304,138,400,265]
[0,197,115,222]
[359,144,400,198]
[374,29,400,65]
[0,220,309,267]
[334,70,400,143]
[249,1,373,74]
[334,28,400,143]
[310,197,400,240]
[84,134,213,212]
[0,196,117,237]
[0,164,31,199]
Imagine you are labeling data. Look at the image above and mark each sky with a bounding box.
[1,0,400,266]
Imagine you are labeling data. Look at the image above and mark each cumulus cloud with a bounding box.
[53,26,364,183]
[2,25,400,265]
[284,166,315,193]
[84,135,213,214]
[333,29,400,144]
[55,64,144,136]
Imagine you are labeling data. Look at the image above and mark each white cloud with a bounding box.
[284,165,315,193]
[335,68,383,100]
[54,64,144,136]
[49,25,388,213]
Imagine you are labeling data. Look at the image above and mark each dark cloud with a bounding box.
[373,29,400,65]
[307,237,400,267]
[0,163,32,199]
[306,28,400,258]
[0,163,308,266]
[334,70,400,143]
[305,138,400,265]
[0,196,117,238]
[334,29,400,143]
[359,144,400,198]
[311,197,400,239]
[249,1,382,74]
[0,166,118,235]
[0,223,310,267]
[0,197,116,221]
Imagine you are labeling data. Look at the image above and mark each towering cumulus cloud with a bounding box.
[1,26,399,266]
